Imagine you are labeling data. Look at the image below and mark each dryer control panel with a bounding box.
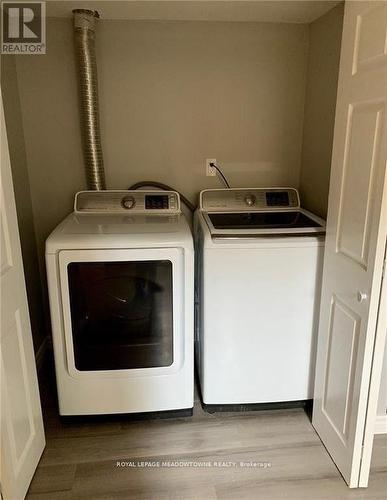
[200,188,300,212]
[75,190,180,214]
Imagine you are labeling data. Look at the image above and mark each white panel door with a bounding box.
[0,92,45,498]
[312,0,387,489]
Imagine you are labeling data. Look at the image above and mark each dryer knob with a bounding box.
[244,195,256,207]
[122,196,136,209]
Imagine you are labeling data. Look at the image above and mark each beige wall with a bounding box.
[12,18,309,260]
[1,56,47,354]
[299,2,344,219]
[2,12,346,356]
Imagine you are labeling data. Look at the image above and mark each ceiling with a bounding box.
[46,0,342,24]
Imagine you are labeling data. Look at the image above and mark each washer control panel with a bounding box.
[200,188,300,212]
[75,190,180,214]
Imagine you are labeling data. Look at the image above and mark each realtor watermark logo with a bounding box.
[1,1,45,53]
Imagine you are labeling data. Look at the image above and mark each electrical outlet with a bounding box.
[206,159,217,177]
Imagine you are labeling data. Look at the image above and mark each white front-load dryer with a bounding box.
[46,190,194,416]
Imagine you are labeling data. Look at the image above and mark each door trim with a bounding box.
[359,233,387,485]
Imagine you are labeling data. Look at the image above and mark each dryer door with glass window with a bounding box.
[58,248,184,377]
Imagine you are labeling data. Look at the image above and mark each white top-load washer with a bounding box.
[194,188,325,408]
[46,190,193,416]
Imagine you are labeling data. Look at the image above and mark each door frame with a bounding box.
[359,225,387,486]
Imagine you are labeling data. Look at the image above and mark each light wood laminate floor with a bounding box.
[27,364,387,499]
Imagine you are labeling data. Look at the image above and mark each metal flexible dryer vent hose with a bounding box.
[73,9,106,190]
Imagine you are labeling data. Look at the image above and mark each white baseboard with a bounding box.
[35,336,50,372]
[375,415,387,434]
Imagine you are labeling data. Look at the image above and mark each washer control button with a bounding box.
[122,196,136,209]
[244,194,256,207]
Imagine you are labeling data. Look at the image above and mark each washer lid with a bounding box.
[199,188,325,236]
[203,209,325,236]
[208,211,322,230]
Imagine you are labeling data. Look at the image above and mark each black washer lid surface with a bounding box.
[208,211,323,230]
